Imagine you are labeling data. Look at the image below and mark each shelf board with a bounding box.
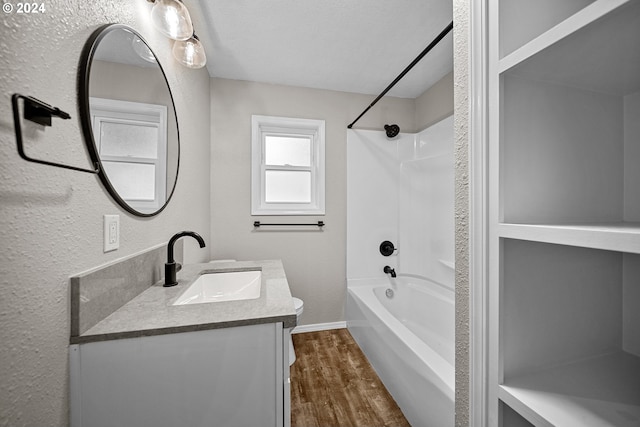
[499,0,628,72]
[499,0,640,96]
[500,352,640,427]
[498,222,640,254]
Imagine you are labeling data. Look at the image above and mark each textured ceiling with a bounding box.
[186,0,453,99]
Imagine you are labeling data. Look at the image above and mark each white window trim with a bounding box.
[251,115,325,215]
[90,97,167,212]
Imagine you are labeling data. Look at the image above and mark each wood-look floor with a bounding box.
[290,329,411,427]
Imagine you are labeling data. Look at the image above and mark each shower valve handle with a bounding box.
[379,240,396,257]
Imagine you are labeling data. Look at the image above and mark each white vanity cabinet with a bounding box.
[487,0,640,425]
[70,323,291,427]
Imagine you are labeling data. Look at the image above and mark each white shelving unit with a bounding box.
[498,223,640,254]
[500,352,640,427]
[488,0,640,425]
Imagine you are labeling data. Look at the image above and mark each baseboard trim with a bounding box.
[292,321,347,334]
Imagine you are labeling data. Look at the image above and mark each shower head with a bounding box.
[384,124,400,138]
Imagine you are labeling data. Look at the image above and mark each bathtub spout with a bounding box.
[383,266,396,278]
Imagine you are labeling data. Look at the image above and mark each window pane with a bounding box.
[265,170,311,203]
[102,161,156,201]
[99,121,159,159]
[265,135,311,167]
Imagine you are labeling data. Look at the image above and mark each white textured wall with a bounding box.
[0,3,211,426]
[210,78,415,325]
[453,0,471,425]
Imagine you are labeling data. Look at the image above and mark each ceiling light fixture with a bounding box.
[172,33,207,69]
[147,0,193,41]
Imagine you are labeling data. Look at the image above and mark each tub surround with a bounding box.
[346,116,454,282]
[70,256,296,344]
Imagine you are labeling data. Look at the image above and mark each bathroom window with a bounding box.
[251,115,325,215]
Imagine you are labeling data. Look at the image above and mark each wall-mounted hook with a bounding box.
[11,93,99,174]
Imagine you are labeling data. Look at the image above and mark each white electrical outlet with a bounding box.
[103,215,120,252]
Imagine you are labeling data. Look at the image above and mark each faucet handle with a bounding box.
[379,240,396,256]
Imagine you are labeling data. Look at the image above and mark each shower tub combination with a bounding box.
[346,116,454,426]
[347,274,454,427]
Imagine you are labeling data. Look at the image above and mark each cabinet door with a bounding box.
[70,323,284,427]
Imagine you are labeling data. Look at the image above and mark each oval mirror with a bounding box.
[79,24,179,216]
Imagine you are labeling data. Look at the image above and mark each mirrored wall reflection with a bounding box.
[89,97,168,212]
[81,24,179,216]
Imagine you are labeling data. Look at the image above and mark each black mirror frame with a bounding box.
[78,23,180,217]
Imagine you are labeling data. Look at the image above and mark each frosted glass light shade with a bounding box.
[150,0,193,41]
[172,35,207,69]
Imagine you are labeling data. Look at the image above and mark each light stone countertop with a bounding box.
[71,260,296,344]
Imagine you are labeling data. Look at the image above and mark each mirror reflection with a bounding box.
[81,24,179,216]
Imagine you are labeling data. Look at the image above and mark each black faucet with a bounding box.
[164,231,206,287]
[383,266,396,278]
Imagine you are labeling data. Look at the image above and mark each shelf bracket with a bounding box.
[11,93,99,174]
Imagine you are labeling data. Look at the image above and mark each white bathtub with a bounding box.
[347,275,454,427]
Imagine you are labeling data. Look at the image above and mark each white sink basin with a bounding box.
[172,270,262,305]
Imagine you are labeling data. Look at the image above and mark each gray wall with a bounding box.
[210,78,415,325]
[210,76,452,327]
[416,71,454,131]
[0,2,211,425]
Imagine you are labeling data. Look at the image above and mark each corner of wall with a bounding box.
[415,71,454,131]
